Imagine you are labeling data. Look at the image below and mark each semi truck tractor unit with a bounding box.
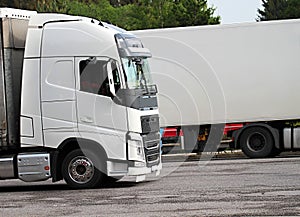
[0,8,161,188]
[134,19,300,158]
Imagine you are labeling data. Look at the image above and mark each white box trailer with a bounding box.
[0,8,161,188]
[134,19,300,158]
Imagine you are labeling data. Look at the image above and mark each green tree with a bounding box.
[36,0,116,22]
[258,0,300,21]
[118,0,220,29]
[0,0,220,30]
[168,0,220,27]
[0,0,39,10]
[110,0,136,7]
[283,0,300,18]
[0,0,18,7]
[37,0,69,13]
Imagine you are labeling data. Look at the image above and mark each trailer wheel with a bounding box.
[240,127,274,158]
[62,149,105,189]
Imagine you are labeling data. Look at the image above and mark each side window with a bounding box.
[79,57,121,98]
[79,58,110,97]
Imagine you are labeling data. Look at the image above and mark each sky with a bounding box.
[207,0,263,24]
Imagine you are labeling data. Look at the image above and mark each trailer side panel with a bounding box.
[134,20,300,127]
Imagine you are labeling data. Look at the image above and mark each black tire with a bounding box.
[62,149,106,189]
[240,127,274,158]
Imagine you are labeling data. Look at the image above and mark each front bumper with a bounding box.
[127,161,162,176]
[107,159,162,182]
[107,131,161,181]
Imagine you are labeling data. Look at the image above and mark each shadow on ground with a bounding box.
[0,180,143,193]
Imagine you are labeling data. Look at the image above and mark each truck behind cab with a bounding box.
[0,8,161,188]
[135,19,300,158]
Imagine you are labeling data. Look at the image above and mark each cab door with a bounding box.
[40,57,78,148]
[75,57,128,159]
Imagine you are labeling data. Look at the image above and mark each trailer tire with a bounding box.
[240,127,274,158]
[62,149,105,189]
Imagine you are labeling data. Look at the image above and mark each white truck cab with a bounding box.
[0,8,161,188]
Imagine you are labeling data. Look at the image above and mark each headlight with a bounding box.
[128,139,145,162]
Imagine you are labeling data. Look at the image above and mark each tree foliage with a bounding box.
[258,0,300,21]
[0,0,220,30]
[110,0,136,7]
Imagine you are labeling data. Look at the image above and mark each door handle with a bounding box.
[80,116,94,123]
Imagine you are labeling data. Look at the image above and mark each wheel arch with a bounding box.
[52,137,108,182]
[233,123,280,150]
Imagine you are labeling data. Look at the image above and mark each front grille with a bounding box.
[143,133,160,144]
[145,148,160,166]
[147,153,159,162]
[141,115,159,134]
[146,142,158,149]
[143,133,160,167]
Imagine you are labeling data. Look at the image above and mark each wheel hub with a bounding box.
[68,156,94,184]
[247,133,266,152]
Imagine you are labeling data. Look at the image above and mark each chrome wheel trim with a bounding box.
[68,156,95,184]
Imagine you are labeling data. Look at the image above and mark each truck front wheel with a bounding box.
[62,149,105,189]
[240,127,274,158]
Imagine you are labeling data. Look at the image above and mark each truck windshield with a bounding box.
[121,57,153,89]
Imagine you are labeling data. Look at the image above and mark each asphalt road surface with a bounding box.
[0,156,299,216]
